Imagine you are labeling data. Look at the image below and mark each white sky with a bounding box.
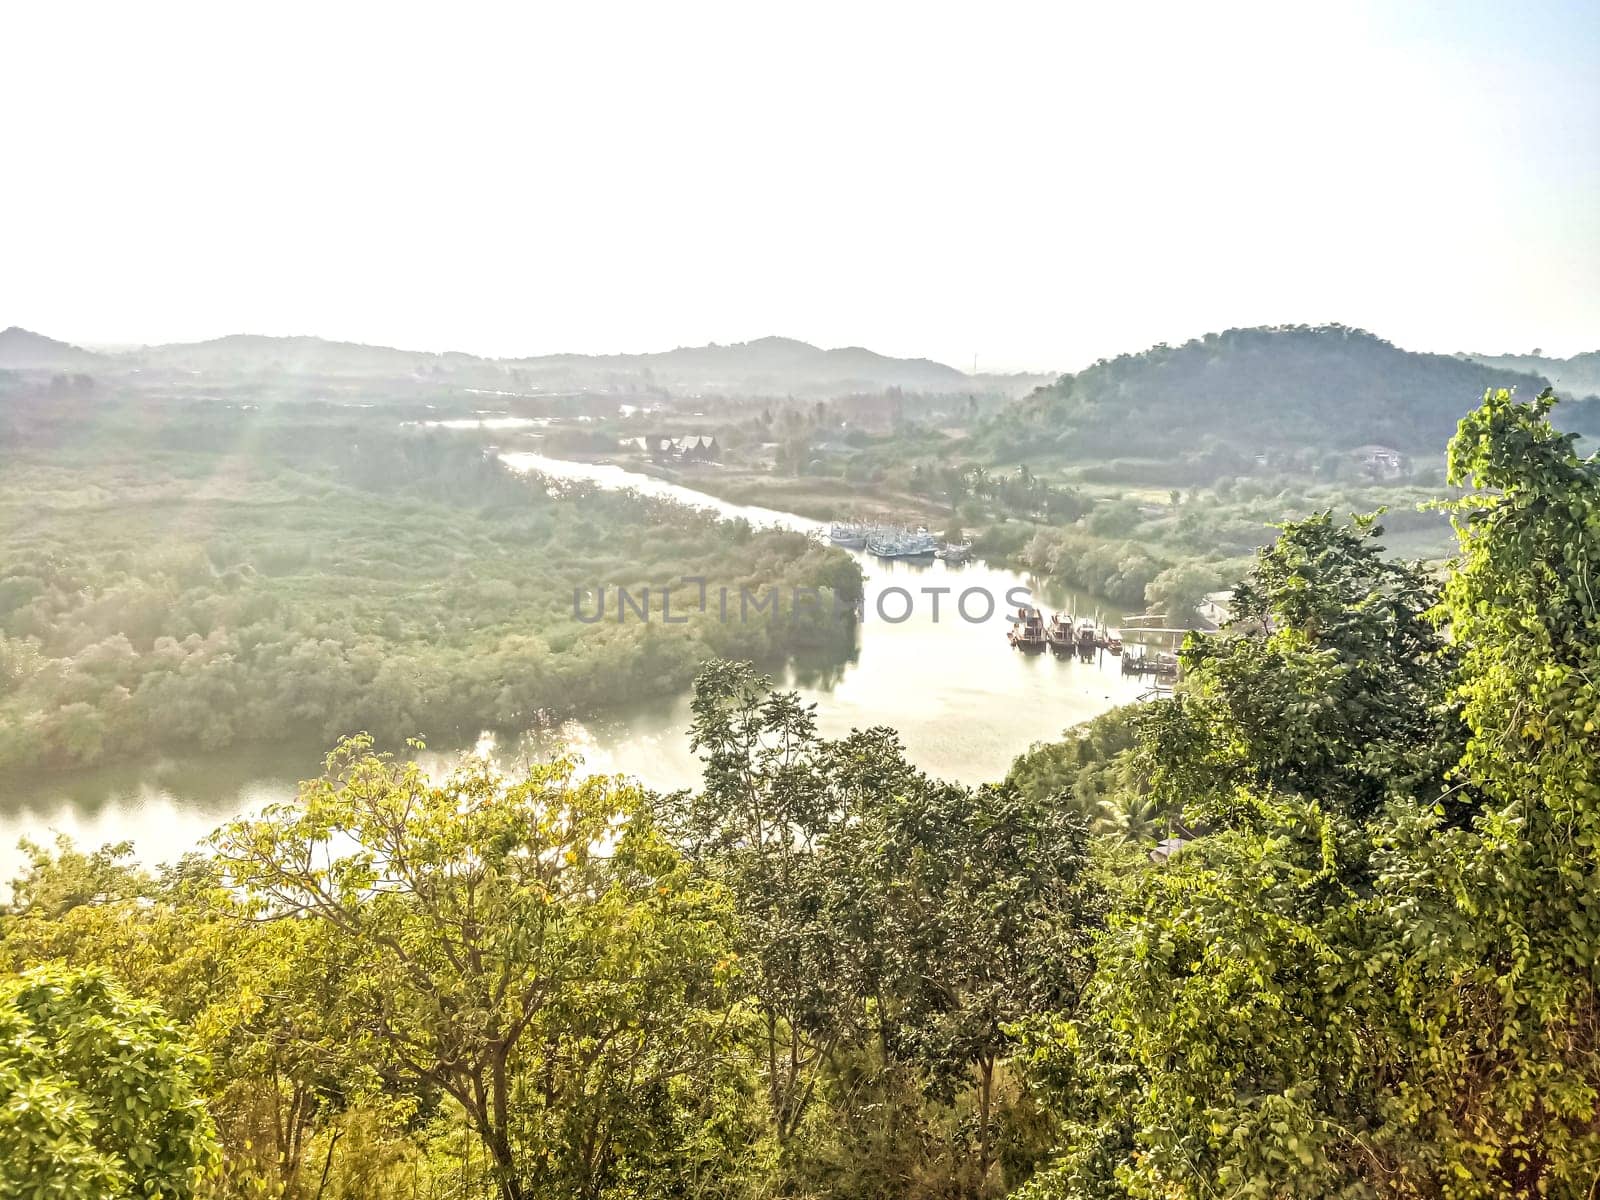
[2,0,1596,371]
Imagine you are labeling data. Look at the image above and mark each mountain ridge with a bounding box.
[1464,349,1600,399]
[981,323,1565,459]
[0,326,105,370]
[0,327,998,396]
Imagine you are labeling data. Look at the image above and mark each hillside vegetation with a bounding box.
[0,397,859,772]
[0,325,104,370]
[5,388,1600,1199]
[982,324,1556,460]
[1469,347,1600,398]
[0,326,1010,397]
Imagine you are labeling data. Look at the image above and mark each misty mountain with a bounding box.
[1465,349,1600,399]
[507,335,975,395]
[0,326,105,370]
[123,334,487,376]
[981,324,1555,461]
[8,328,1006,398]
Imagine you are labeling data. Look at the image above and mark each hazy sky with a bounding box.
[3,1,1596,371]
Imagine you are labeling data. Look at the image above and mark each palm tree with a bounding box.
[1094,793,1166,843]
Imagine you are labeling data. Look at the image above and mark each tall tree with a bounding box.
[1386,387,1600,1193]
[214,737,737,1200]
[1020,389,1600,1198]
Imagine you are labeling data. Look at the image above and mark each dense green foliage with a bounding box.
[0,400,859,771]
[965,472,1458,614]
[2,676,1106,1200]
[982,324,1549,459]
[675,662,1103,1195]
[1468,348,1600,402]
[0,965,217,1198]
[4,387,1600,1198]
[1017,389,1600,1198]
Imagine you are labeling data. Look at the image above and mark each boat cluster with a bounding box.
[1007,607,1123,658]
[828,522,971,563]
[1006,607,1179,676]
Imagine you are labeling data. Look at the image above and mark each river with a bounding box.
[0,453,1149,879]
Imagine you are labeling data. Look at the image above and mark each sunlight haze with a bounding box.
[3,0,1596,369]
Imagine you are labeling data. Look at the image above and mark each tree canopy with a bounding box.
[4,386,1600,1198]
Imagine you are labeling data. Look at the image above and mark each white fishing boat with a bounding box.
[868,526,937,561]
[828,521,867,549]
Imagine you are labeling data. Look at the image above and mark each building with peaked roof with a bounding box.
[643,434,720,463]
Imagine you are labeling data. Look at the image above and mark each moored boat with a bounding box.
[869,526,937,561]
[828,521,867,550]
[1121,648,1178,677]
[866,530,900,558]
[1075,617,1098,657]
[1009,605,1048,652]
[1045,612,1075,654]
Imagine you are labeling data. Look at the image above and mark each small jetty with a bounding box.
[1122,649,1180,678]
[998,602,1182,678]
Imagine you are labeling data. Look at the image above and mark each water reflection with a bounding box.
[2,454,1149,879]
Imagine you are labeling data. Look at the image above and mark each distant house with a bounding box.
[1150,837,1189,864]
[674,434,719,462]
[1350,444,1407,479]
[644,434,720,463]
[1198,590,1234,629]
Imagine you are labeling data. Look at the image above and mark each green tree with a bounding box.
[0,966,218,1200]
[1140,561,1222,626]
[1147,509,1457,827]
[862,781,1101,1194]
[1020,389,1600,1198]
[681,661,1106,1197]
[677,661,869,1147]
[214,737,739,1200]
[1380,387,1600,1192]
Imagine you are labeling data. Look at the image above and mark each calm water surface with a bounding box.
[1,455,1150,878]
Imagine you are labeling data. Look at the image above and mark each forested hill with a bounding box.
[122,333,487,376]
[6,328,991,396]
[0,326,104,370]
[1467,348,1600,399]
[507,334,973,394]
[980,324,1554,460]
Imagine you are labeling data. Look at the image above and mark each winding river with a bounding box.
[0,453,1149,879]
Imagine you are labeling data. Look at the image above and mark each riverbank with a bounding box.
[3,443,1149,880]
[554,453,950,527]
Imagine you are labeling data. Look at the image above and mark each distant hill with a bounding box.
[1465,349,1600,399]
[0,326,104,370]
[125,334,485,377]
[19,330,992,397]
[508,335,975,395]
[981,325,1553,461]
